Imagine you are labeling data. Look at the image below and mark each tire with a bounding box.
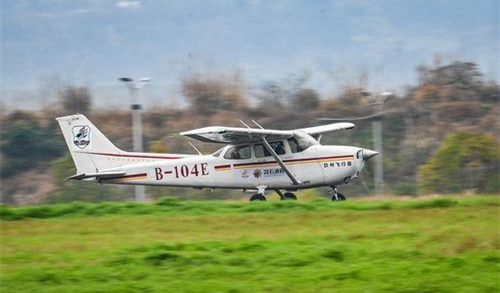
[250,194,267,202]
[331,193,347,201]
[283,192,297,201]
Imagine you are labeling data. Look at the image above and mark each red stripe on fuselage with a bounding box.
[100,172,147,180]
[215,164,231,169]
[232,155,354,167]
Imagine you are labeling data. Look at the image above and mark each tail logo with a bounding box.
[72,126,91,149]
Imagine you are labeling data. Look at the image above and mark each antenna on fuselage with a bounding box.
[187,141,203,155]
[239,120,252,129]
[251,119,264,129]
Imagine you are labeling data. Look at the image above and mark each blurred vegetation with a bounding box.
[0,60,499,205]
[418,132,500,194]
[1,196,498,292]
[1,117,64,178]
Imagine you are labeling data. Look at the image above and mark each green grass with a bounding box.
[1,196,499,293]
[1,195,498,221]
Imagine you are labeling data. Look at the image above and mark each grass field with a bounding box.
[1,196,499,293]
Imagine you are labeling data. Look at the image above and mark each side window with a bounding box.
[288,138,305,153]
[254,141,286,158]
[272,142,286,155]
[224,146,251,160]
[254,144,266,158]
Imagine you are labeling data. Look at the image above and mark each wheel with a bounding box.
[282,192,297,201]
[250,194,267,202]
[331,193,346,201]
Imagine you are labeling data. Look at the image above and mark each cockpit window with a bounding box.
[224,146,251,160]
[254,141,286,158]
[212,148,224,157]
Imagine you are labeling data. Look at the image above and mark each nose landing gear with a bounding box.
[329,186,346,201]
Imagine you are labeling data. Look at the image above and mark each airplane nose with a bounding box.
[362,149,379,161]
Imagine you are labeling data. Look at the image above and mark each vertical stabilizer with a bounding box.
[56,114,124,174]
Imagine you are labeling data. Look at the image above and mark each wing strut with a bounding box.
[261,136,301,185]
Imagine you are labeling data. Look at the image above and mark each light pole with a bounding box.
[364,91,392,196]
[119,77,151,202]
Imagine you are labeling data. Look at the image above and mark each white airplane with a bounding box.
[56,114,378,201]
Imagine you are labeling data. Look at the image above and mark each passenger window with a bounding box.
[288,138,305,153]
[224,146,251,160]
[254,141,286,158]
[254,144,266,158]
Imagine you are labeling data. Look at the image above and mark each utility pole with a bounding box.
[366,91,392,196]
[318,90,394,196]
[119,77,151,202]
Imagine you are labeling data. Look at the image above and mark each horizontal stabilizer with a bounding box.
[65,171,126,181]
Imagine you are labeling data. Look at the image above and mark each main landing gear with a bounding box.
[249,190,298,202]
[275,189,297,201]
[249,194,267,201]
[329,186,346,201]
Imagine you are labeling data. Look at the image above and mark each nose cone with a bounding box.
[362,149,379,161]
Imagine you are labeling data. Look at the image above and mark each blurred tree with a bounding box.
[59,85,92,115]
[336,86,368,108]
[418,132,500,194]
[290,88,320,111]
[406,60,499,177]
[1,119,64,177]
[182,74,247,116]
[256,72,310,114]
[412,61,495,105]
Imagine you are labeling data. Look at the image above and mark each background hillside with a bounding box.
[1,60,499,205]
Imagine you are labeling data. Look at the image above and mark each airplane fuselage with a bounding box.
[97,142,365,191]
[56,114,377,200]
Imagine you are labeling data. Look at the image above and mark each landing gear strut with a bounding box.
[329,186,346,201]
[275,190,297,201]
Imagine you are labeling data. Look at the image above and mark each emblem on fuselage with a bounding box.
[253,169,262,178]
[241,169,249,179]
[72,126,91,149]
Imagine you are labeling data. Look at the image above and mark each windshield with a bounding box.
[293,130,318,150]
[212,148,224,157]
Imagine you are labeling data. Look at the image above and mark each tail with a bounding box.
[56,114,125,174]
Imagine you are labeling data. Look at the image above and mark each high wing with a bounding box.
[180,126,294,144]
[181,123,355,144]
[299,122,355,136]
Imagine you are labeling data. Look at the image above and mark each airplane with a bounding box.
[56,114,378,201]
